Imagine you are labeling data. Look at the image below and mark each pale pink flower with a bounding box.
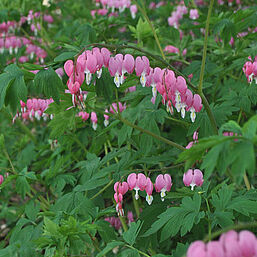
[135,56,150,87]
[183,169,204,190]
[145,177,153,205]
[190,9,199,20]
[154,174,172,201]
[91,112,98,130]
[127,173,147,200]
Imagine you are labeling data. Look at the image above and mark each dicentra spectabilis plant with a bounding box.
[0,0,256,256]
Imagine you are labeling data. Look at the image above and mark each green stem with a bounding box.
[134,0,166,60]
[165,115,190,127]
[132,191,140,219]
[125,244,150,257]
[198,0,215,92]
[107,140,119,163]
[243,173,251,190]
[237,109,243,124]
[15,119,37,144]
[119,215,128,232]
[3,147,49,210]
[199,92,218,134]
[104,143,110,166]
[91,105,185,150]
[203,221,257,242]
[205,198,212,241]
[90,179,114,200]
[119,115,185,150]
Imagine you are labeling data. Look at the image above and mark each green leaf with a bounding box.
[22,63,44,70]
[54,51,77,62]
[219,120,242,136]
[123,221,143,246]
[74,177,109,192]
[143,193,203,241]
[75,23,96,45]
[43,217,59,236]
[95,69,114,103]
[0,64,28,112]
[25,201,40,221]
[34,67,64,102]
[242,115,257,140]
[16,176,30,199]
[184,0,189,6]
[227,195,257,216]
[96,241,124,257]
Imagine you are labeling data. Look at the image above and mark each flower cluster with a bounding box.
[168,5,188,29]
[77,101,126,130]
[187,230,257,257]
[64,48,203,123]
[91,0,138,19]
[0,10,50,65]
[114,169,204,216]
[243,56,257,84]
[217,0,241,6]
[156,70,202,122]
[13,98,53,123]
[113,173,172,216]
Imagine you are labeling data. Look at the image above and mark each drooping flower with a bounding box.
[135,56,150,87]
[145,177,153,205]
[130,4,137,19]
[190,9,199,20]
[219,230,242,257]
[108,55,123,87]
[0,175,4,185]
[104,109,109,127]
[114,181,128,217]
[91,112,98,130]
[154,174,172,201]
[239,230,257,257]
[127,173,147,200]
[187,241,207,257]
[183,169,204,190]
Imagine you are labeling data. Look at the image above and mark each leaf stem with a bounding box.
[90,179,114,200]
[199,92,218,134]
[118,115,185,150]
[134,0,166,60]
[132,191,140,219]
[89,104,185,151]
[119,215,128,232]
[205,198,212,241]
[243,173,251,190]
[125,244,150,257]
[203,221,257,242]
[198,0,215,92]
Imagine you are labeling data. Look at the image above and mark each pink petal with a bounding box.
[137,173,147,190]
[127,173,137,190]
[64,60,74,77]
[183,169,194,186]
[123,54,135,74]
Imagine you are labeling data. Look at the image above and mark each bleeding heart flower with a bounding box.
[154,174,172,201]
[127,173,147,200]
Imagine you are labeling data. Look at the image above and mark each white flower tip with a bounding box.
[104,119,109,127]
[146,194,153,205]
[92,123,97,130]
